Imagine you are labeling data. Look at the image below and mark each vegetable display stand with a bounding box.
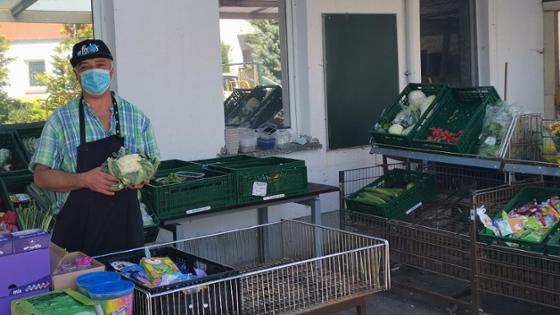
[96,220,389,315]
[412,86,500,154]
[0,132,30,172]
[12,122,45,162]
[345,169,437,219]
[478,186,560,252]
[142,162,237,220]
[207,156,307,204]
[370,83,448,148]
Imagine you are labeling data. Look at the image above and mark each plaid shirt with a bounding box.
[30,93,160,214]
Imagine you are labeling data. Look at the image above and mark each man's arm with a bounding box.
[34,164,119,196]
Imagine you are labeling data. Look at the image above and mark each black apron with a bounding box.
[51,94,144,256]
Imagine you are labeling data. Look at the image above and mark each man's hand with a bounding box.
[130,179,150,190]
[79,167,119,196]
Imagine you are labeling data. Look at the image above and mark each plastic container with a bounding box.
[239,128,258,153]
[257,128,277,150]
[87,279,134,315]
[76,271,121,295]
[276,129,292,149]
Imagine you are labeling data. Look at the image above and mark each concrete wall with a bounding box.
[111,0,225,161]
[478,0,544,113]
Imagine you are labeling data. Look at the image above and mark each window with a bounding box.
[0,0,93,124]
[219,0,290,129]
[28,60,45,87]
[420,0,477,85]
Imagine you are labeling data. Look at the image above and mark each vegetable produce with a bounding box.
[0,148,12,171]
[155,172,185,185]
[479,196,560,243]
[543,138,557,163]
[388,124,404,135]
[103,147,159,190]
[16,201,53,232]
[354,187,406,206]
[419,95,436,115]
[408,90,427,109]
[427,128,464,143]
[21,137,38,157]
[373,89,434,137]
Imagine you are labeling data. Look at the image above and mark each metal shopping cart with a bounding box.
[97,220,390,315]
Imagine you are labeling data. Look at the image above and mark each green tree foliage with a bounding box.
[221,42,231,73]
[0,35,19,123]
[246,19,281,83]
[35,24,93,116]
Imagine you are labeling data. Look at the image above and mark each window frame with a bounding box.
[27,59,46,87]
[219,0,295,130]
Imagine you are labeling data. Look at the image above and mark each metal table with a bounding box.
[160,182,339,243]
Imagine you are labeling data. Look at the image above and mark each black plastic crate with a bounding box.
[99,246,238,294]
[225,85,283,128]
[224,88,252,118]
[12,122,45,161]
[0,131,29,172]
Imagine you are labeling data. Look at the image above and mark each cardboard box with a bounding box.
[49,243,105,290]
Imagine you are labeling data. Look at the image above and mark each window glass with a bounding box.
[420,0,475,85]
[220,0,289,129]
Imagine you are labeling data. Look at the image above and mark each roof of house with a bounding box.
[0,22,66,41]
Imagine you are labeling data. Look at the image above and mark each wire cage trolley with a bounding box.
[97,220,390,315]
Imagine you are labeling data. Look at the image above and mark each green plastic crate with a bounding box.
[0,131,30,172]
[142,162,237,220]
[193,155,258,168]
[12,122,45,162]
[208,156,307,204]
[546,231,560,256]
[157,159,195,174]
[412,87,500,154]
[345,169,437,219]
[370,83,448,148]
[479,186,560,252]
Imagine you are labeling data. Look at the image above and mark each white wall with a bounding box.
[111,0,225,161]
[479,0,544,113]
[5,40,58,99]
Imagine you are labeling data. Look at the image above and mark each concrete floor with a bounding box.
[334,265,560,315]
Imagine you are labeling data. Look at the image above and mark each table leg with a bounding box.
[257,207,269,264]
[310,197,323,257]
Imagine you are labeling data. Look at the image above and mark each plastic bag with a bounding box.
[477,101,520,157]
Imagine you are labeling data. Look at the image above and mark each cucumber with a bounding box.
[361,191,392,202]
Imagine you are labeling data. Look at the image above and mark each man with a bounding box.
[30,39,159,256]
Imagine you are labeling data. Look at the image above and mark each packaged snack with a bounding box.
[140,257,187,286]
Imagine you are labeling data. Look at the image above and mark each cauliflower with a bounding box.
[103,147,159,190]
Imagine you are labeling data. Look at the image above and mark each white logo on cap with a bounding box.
[77,43,99,57]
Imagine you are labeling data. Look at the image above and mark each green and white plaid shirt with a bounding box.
[30,92,160,214]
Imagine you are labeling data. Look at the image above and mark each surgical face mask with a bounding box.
[80,68,111,96]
